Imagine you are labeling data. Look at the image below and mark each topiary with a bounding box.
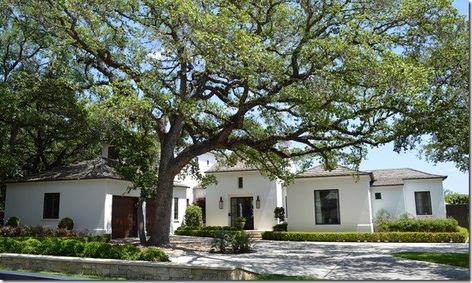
[5,217,20,228]
[58,217,74,230]
[183,205,203,227]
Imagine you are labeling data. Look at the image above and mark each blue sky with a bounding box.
[358,0,469,194]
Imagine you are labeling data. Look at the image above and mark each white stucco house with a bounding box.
[205,163,448,232]
[4,149,215,238]
[4,146,448,237]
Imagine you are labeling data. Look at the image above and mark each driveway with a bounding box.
[166,236,469,280]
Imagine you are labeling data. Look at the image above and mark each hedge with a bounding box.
[0,237,168,262]
[375,218,458,232]
[261,231,467,243]
[175,226,242,237]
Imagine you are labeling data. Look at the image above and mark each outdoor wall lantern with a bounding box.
[219,197,224,209]
[256,195,261,209]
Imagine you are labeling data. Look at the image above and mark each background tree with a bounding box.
[0,5,100,213]
[445,193,470,205]
[9,0,467,246]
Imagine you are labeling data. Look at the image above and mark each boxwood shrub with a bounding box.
[175,225,242,237]
[0,237,168,262]
[375,218,458,232]
[0,225,84,238]
[261,231,466,243]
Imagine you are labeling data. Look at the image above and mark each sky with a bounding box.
[357,0,469,194]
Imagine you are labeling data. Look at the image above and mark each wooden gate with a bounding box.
[111,196,138,239]
[446,204,469,229]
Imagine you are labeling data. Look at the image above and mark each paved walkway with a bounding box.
[166,236,470,280]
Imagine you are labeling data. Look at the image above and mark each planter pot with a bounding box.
[237,222,246,229]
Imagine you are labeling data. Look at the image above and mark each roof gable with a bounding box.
[296,165,371,179]
[370,168,446,187]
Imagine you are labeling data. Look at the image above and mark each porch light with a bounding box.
[219,197,224,209]
[256,195,261,209]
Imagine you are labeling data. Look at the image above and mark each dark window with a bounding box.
[375,192,382,200]
[314,190,340,225]
[206,160,210,166]
[238,177,243,188]
[174,197,179,220]
[415,191,432,215]
[186,198,190,207]
[43,193,60,219]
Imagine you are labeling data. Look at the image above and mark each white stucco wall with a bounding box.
[403,179,446,218]
[4,179,138,234]
[206,171,280,230]
[370,185,405,219]
[287,175,373,232]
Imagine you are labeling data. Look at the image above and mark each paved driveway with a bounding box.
[167,236,469,280]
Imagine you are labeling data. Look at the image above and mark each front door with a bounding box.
[230,197,254,230]
[111,196,138,239]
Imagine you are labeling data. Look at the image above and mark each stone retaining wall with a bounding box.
[0,253,255,280]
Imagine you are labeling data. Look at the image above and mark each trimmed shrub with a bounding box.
[58,217,74,230]
[261,231,466,243]
[137,247,169,262]
[457,226,469,241]
[274,207,285,222]
[5,217,20,228]
[175,225,242,237]
[183,205,203,227]
[41,238,64,255]
[375,218,458,233]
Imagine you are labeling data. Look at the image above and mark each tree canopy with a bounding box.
[2,0,468,245]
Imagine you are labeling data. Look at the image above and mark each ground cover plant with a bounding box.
[0,237,168,262]
[261,231,466,243]
[210,230,254,254]
[392,252,469,268]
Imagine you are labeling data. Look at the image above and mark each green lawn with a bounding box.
[254,273,318,280]
[392,252,469,268]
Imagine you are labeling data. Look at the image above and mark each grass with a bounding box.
[392,252,469,268]
[254,273,318,280]
[0,264,127,280]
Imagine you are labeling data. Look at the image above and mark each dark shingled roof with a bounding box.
[7,157,125,183]
[370,168,446,187]
[7,157,190,188]
[206,161,258,173]
[296,165,371,178]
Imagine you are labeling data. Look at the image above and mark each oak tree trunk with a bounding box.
[147,175,174,246]
[137,197,147,245]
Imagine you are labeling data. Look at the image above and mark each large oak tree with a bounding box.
[7,0,466,245]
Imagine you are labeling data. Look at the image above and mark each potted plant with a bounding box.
[236,216,246,229]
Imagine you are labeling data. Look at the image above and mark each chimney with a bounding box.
[101,144,110,158]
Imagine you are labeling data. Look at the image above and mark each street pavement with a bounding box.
[167,236,470,280]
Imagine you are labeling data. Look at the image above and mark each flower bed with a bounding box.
[0,237,168,262]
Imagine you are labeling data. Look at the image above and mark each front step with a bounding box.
[245,230,264,239]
